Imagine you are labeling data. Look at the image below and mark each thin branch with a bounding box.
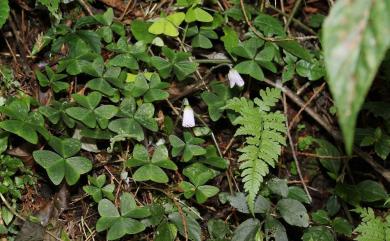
[282,94,313,202]
[239,0,317,41]
[284,0,303,31]
[78,0,94,16]
[288,82,326,131]
[263,78,390,182]
[0,193,26,221]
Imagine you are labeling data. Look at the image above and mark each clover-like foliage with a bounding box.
[96,192,150,240]
[225,87,286,211]
[127,144,177,183]
[169,132,206,162]
[179,163,220,204]
[108,97,157,141]
[66,91,118,129]
[83,174,115,202]
[0,98,49,144]
[32,137,92,185]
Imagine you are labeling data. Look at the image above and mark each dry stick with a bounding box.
[282,94,313,202]
[239,0,317,41]
[143,186,189,241]
[176,37,209,91]
[263,78,390,182]
[78,0,94,16]
[284,0,303,31]
[119,0,133,20]
[0,193,26,222]
[288,82,326,131]
[293,151,357,159]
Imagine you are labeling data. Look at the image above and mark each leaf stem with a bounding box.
[192,59,232,64]
[0,193,26,221]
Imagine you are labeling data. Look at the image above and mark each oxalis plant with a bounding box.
[0,0,389,240]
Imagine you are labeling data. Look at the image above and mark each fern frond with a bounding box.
[354,207,389,241]
[254,88,281,111]
[225,87,286,211]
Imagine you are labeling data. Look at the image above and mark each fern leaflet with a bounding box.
[354,207,390,241]
[225,88,286,211]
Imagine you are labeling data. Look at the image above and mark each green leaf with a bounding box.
[287,186,311,204]
[65,156,92,185]
[109,54,139,70]
[97,197,146,240]
[99,199,120,217]
[335,183,361,206]
[295,59,325,80]
[33,150,64,185]
[108,118,144,141]
[131,20,155,43]
[315,139,341,179]
[173,60,198,81]
[66,108,96,128]
[48,137,81,158]
[277,198,309,227]
[183,163,218,186]
[267,178,288,197]
[0,120,38,144]
[357,180,388,202]
[72,92,102,109]
[302,226,334,241]
[33,149,91,186]
[326,195,341,216]
[119,192,137,216]
[332,217,352,236]
[232,218,260,241]
[87,78,116,96]
[375,134,390,160]
[264,217,288,241]
[323,0,390,154]
[83,185,102,202]
[151,145,177,170]
[1,206,13,225]
[150,57,172,78]
[276,40,312,62]
[227,192,271,214]
[133,164,169,183]
[0,132,7,155]
[94,8,114,26]
[148,12,185,37]
[196,185,219,203]
[108,218,145,240]
[95,105,118,120]
[155,222,177,241]
[134,103,157,131]
[235,60,264,80]
[169,212,201,241]
[253,13,285,36]
[312,210,330,225]
[201,81,231,121]
[0,0,9,28]
[232,38,263,59]
[185,7,213,23]
[207,219,230,239]
[192,33,213,49]
[221,26,239,55]
[97,26,113,43]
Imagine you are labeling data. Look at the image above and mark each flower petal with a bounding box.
[182,106,195,128]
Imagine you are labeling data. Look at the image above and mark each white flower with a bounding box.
[228,68,245,88]
[182,105,195,128]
